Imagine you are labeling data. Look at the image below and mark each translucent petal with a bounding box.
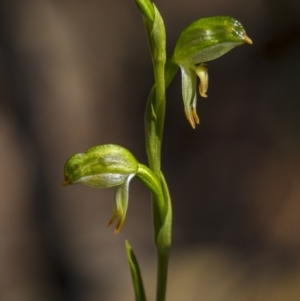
[180,66,198,128]
[195,64,209,98]
[108,173,135,233]
[73,173,127,188]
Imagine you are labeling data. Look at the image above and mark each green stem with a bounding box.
[143,32,178,301]
[156,250,169,301]
[155,172,172,301]
[144,55,178,301]
[145,57,179,175]
[136,3,177,300]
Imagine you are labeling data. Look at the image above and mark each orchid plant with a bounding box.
[62,0,252,300]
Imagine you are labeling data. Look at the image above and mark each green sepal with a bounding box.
[125,241,146,301]
[173,16,252,67]
[63,144,139,188]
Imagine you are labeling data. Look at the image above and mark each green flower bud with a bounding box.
[172,16,252,128]
[63,144,139,233]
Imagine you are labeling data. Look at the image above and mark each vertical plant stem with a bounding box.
[156,250,169,301]
[137,2,176,300]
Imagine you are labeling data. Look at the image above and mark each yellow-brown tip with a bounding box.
[62,179,69,187]
[107,215,122,234]
[244,35,253,45]
[107,216,116,228]
[192,110,200,125]
[185,111,196,129]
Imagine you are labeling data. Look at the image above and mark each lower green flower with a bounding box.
[63,144,139,233]
[63,144,164,234]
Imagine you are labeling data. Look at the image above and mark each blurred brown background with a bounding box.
[1,0,300,300]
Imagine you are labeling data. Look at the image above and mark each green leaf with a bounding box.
[125,241,146,301]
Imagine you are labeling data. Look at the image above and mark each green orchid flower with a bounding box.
[171,16,252,128]
[63,144,139,233]
[63,144,163,233]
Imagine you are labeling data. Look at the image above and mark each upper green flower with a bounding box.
[171,16,252,128]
